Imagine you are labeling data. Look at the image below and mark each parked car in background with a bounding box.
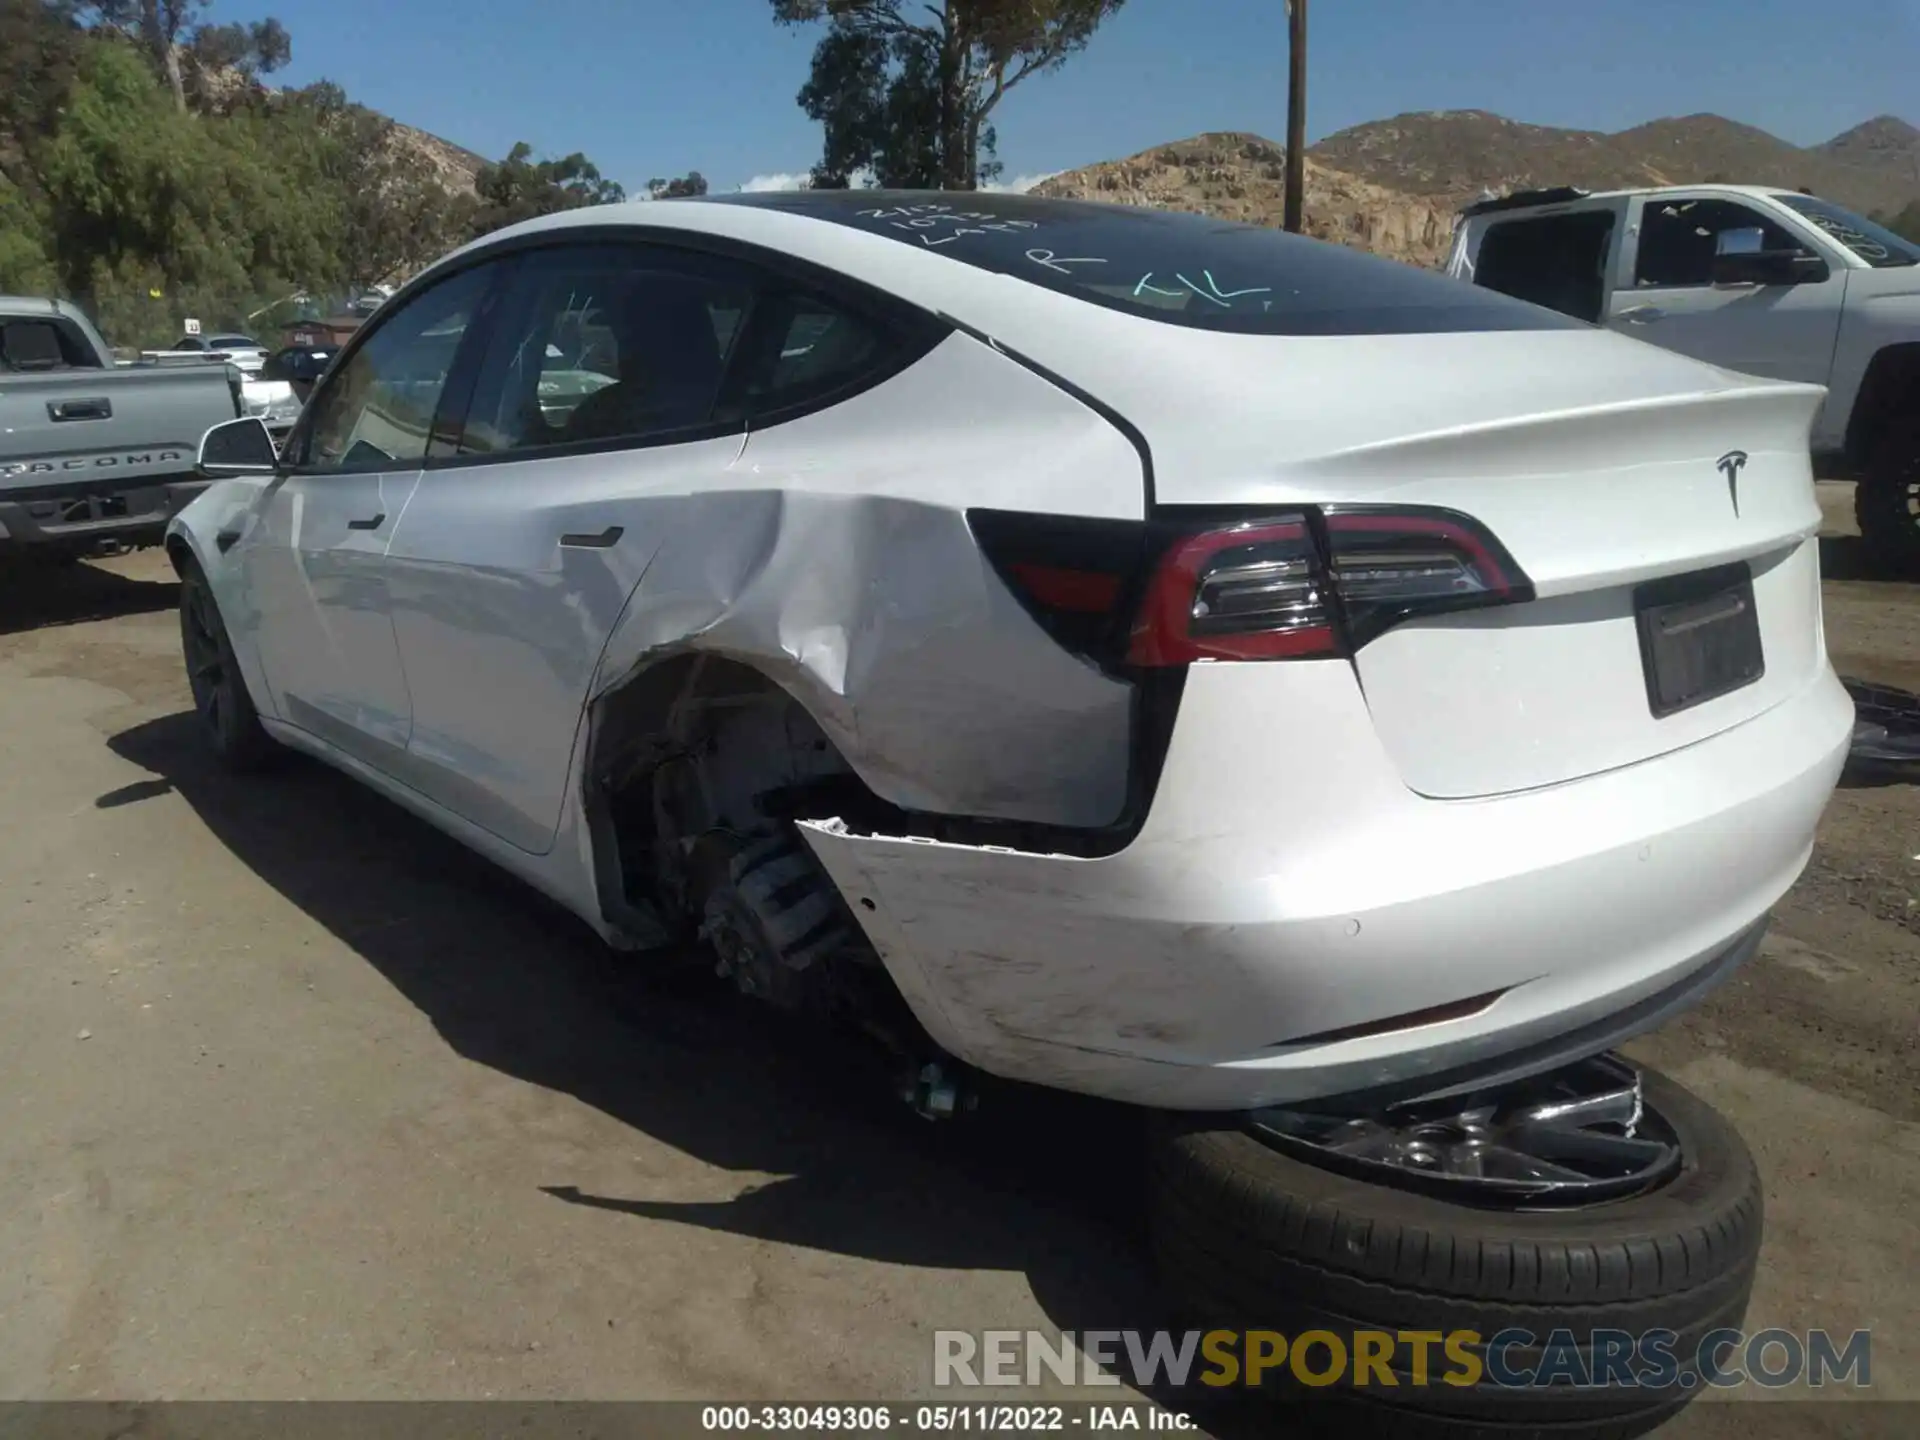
[170,191,1850,1435]
[1,295,240,560]
[145,332,269,376]
[1447,184,1920,567]
[260,343,336,404]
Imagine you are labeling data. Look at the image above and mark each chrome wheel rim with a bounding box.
[1248,1055,1682,1208]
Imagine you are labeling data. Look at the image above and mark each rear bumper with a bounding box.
[0,479,208,549]
[801,659,1853,1111]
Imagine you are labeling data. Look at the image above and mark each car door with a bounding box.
[241,261,502,771]
[378,241,770,855]
[1607,193,1846,384]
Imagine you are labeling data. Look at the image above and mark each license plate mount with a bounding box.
[1634,563,1765,719]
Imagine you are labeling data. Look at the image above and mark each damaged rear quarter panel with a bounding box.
[591,331,1147,830]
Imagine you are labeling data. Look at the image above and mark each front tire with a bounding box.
[178,559,277,772]
[1854,422,1920,572]
[1147,1066,1761,1436]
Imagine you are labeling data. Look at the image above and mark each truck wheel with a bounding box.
[179,559,276,772]
[1147,1060,1761,1436]
[1854,422,1920,572]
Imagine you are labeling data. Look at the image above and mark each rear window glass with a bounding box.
[714,190,1580,336]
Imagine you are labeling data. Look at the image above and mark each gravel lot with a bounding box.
[0,487,1914,1434]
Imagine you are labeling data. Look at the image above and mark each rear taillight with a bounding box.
[1318,507,1532,650]
[1129,519,1334,664]
[970,505,1531,671]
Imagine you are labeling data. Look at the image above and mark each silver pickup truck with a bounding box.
[1,296,241,560]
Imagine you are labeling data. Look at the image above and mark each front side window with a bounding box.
[298,264,495,472]
[456,245,753,457]
[1633,199,1808,288]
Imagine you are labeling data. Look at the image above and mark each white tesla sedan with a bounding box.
[172,190,1850,1429]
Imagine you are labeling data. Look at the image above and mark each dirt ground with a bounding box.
[0,487,1914,1435]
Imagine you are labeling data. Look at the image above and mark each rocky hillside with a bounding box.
[1033,132,1456,268]
[391,122,488,194]
[1815,116,1920,181]
[1033,110,1919,273]
[1310,110,1920,217]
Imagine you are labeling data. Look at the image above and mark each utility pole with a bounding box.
[1284,0,1308,233]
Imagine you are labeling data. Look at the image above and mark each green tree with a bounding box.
[470,141,626,238]
[647,171,709,198]
[77,1,288,110]
[1881,200,1920,245]
[775,0,1124,190]
[33,40,337,343]
[281,81,474,287]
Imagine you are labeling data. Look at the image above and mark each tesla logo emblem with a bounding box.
[1717,451,1749,515]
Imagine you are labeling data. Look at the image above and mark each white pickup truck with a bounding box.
[1447,184,1920,566]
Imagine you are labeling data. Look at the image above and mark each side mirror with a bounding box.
[1711,228,1830,286]
[198,416,279,478]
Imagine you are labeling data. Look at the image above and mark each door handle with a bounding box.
[559,525,623,549]
[1618,305,1665,324]
[346,512,386,531]
[49,397,112,422]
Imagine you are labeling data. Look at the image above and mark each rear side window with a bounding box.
[710,190,1582,335]
[1472,210,1617,323]
[455,244,755,456]
[717,291,891,424]
[0,318,99,371]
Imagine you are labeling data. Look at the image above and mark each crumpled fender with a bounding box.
[589,488,1135,829]
[585,328,1149,833]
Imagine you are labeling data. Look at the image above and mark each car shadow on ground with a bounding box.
[106,708,1289,1412]
[1839,677,1920,789]
[1817,535,1914,585]
[0,555,179,636]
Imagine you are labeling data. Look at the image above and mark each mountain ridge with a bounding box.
[1027,109,1917,271]
[1307,109,1919,216]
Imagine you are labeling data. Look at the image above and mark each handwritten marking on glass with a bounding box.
[1133,273,1186,298]
[1176,270,1273,306]
[854,205,1038,246]
[1026,249,1107,274]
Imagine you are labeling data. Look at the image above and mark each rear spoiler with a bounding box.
[1457,186,1591,218]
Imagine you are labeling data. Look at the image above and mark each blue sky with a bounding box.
[220,0,1918,195]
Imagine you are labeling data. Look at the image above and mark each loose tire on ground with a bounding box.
[1854,422,1920,573]
[178,557,277,772]
[1146,1067,1762,1437]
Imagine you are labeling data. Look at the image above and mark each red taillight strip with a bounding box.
[1006,561,1124,614]
[1127,519,1337,666]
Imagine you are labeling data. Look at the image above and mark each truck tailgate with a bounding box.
[0,364,239,495]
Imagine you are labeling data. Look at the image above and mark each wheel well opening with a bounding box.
[1848,343,1920,470]
[582,652,1165,942]
[584,653,943,1053]
[164,534,194,577]
[584,654,869,934]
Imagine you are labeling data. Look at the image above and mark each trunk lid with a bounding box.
[1068,326,1829,799]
